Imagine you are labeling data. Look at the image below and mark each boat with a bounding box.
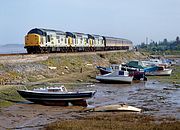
[145,66,173,76]
[122,60,159,73]
[122,60,145,69]
[17,85,96,107]
[96,70,133,84]
[96,66,112,75]
[84,104,142,112]
[96,64,147,81]
[142,58,170,68]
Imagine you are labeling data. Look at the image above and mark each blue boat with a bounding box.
[122,60,159,73]
[17,86,96,107]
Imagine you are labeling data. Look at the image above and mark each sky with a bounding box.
[0,0,180,45]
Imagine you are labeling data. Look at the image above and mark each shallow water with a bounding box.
[76,79,180,119]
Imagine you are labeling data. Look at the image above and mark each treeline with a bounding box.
[137,36,180,53]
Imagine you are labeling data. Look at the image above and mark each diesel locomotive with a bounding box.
[25,28,133,54]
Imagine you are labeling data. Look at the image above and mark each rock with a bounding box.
[48,66,57,70]
[65,66,69,70]
[77,79,83,82]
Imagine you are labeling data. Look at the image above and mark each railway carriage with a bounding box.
[24,28,133,54]
[104,36,132,50]
[122,39,133,50]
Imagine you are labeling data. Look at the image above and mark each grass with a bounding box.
[164,50,180,55]
[0,51,143,85]
[0,85,25,107]
[139,50,180,56]
[45,113,180,130]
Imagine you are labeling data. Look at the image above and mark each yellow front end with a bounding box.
[67,37,73,46]
[25,34,41,47]
[89,39,93,47]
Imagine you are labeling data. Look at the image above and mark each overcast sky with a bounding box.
[0,0,180,45]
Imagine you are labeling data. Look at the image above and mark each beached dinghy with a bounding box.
[17,85,96,106]
[84,104,142,112]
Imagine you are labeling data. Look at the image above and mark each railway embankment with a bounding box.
[0,51,145,85]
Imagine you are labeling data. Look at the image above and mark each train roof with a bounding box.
[27,28,132,43]
[73,32,87,37]
[28,28,65,36]
[65,32,76,38]
[92,34,103,39]
[74,32,91,39]
[103,36,131,41]
[87,34,94,39]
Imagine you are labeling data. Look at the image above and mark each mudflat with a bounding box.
[0,53,179,130]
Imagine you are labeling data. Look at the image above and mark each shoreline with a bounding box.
[0,52,179,129]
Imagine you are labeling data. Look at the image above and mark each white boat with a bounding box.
[96,70,133,84]
[145,66,173,76]
[96,64,146,81]
[142,58,170,67]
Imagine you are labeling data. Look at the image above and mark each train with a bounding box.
[25,28,133,54]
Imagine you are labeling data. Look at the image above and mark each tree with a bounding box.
[163,38,168,44]
[176,36,180,44]
[176,36,180,50]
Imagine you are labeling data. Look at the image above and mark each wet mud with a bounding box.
[90,81,180,119]
[0,76,180,129]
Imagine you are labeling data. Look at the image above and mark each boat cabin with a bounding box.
[33,85,68,92]
[47,86,67,92]
[110,64,122,71]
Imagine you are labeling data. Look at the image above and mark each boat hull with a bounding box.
[96,75,133,84]
[145,69,172,76]
[17,90,96,106]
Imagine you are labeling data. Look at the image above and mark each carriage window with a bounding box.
[61,38,63,41]
[58,40,60,43]
[56,36,60,39]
